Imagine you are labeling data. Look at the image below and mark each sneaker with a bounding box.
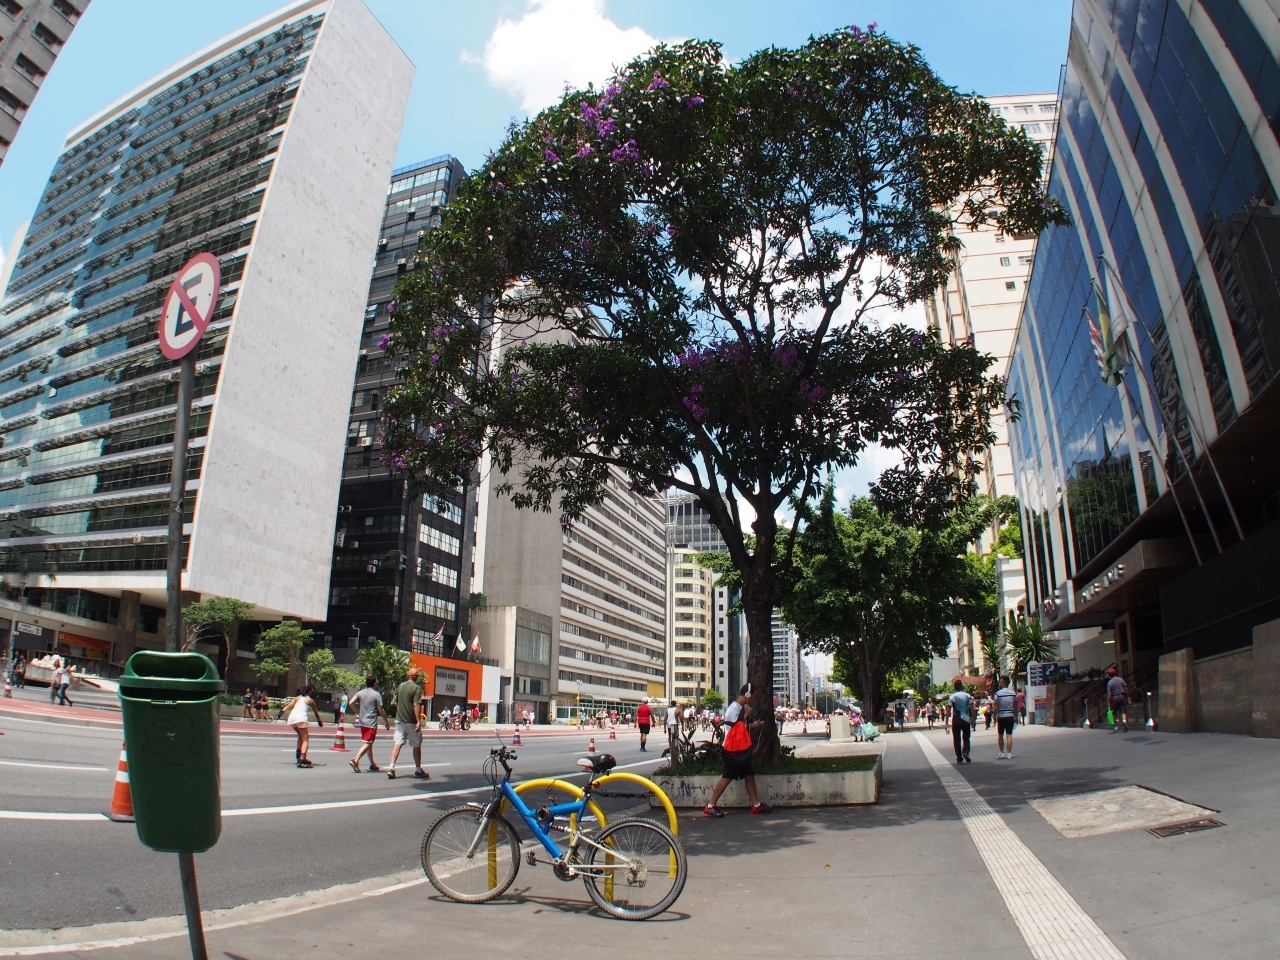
[703,804,725,818]
[414,769,429,779]
[964,755,971,763]
[750,802,773,815]
[368,763,381,772]
[349,759,361,774]
[956,757,964,764]
[387,769,397,779]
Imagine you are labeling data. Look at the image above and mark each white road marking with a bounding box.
[914,732,1126,960]
[362,877,429,897]
[0,756,664,821]
[0,759,108,772]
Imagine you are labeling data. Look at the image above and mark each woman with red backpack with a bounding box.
[703,683,773,818]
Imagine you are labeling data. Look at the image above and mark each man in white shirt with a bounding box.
[666,700,680,757]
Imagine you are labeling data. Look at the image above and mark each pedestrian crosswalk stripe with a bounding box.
[914,732,1127,960]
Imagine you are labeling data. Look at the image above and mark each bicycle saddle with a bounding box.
[576,754,617,774]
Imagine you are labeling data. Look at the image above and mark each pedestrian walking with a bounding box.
[949,680,973,763]
[12,655,25,689]
[703,683,773,818]
[282,686,323,767]
[55,661,73,707]
[666,699,680,757]
[387,667,428,780]
[48,655,62,703]
[894,701,906,731]
[636,699,652,752]
[993,676,1018,759]
[348,675,389,773]
[1106,667,1130,733]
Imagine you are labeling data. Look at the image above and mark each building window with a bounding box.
[423,493,462,524]
[51,0,80,22]
[1039,103,1056,114]
[13,54,47,84]
[1005,281,1016,290]
[1018,255,1034,265]
[32,22,64,51]
[418,560,458,588]
[517,676,547,696]
[0,0,23,17]
[1014,104,1034,115]
[414,593,457,620]
[0,88,27,118]
[999,256,1011,266]
[420,523,460,556]
[515,625,551,665]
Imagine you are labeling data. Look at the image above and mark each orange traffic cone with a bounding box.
[802,719,808,734]
[3,674,10,698]
[105,744,134,822]
[512,729,522,746]
[329,718,348,751]
[588,736,596,755]
[608,723,617,741]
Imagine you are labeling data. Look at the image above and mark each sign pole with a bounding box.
[178,850,209,960]
[166,352,195,654]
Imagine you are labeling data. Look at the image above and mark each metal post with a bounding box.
[1081,696,1091,729]
[166,354,195,653]
[178,851,208,960]
[1145,690,1157,731]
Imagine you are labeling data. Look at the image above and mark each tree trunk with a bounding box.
[741,566,780,766]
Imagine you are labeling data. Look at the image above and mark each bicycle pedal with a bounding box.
[525,851,538,866]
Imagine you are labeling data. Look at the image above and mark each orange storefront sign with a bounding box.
[408,652,483,702]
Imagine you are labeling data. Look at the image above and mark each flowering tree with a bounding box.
[382,26,1065,761]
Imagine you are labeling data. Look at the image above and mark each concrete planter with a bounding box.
[653,756,881,808]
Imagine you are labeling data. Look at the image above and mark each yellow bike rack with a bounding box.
[499,773,679,896]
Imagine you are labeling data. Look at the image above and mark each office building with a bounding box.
[772,614,800,706]
[471,360,667,721]
[0,0,92,169]
[0,0,412,673]
[1007,0,1280,718]
[928,93,1058,674]
[321,154,470,654]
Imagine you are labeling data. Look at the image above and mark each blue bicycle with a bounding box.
[420,743,688,919]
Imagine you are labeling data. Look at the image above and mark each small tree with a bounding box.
[252,620,313,686]
[778,485,993,719]
[1005,614,1056,684]
[355,641,409,699]
[183,597,254,679]
[698,688,725,713]
[304,648,362,698]
[382,28,1065,763]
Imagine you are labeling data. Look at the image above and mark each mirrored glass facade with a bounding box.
[1010,0,1280,660]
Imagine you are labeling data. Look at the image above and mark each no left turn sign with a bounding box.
[159,253,221,360]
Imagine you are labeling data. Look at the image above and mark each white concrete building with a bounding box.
[927,92,1058,674]
[0,0,413,662]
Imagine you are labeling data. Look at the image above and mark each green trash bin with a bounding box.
[119,651,226,853]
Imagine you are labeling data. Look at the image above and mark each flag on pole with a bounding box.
[455,633,467,652]
[1086,311,1109,379]
[470,635,481,654]
[1091,278,1125,388]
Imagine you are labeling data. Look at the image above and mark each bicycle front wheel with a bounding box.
[582,816,687,920]
[421,806,521,903]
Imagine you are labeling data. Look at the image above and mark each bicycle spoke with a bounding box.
[422,808,520,902]
[582,817,687,920]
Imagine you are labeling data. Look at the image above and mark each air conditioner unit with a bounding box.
[348,540,359,550]
[366,562,378,574]
[334,531,345,547]
[359,349,367,356]
[358,437,372,447]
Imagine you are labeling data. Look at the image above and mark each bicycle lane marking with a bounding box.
[0,757,665,821]
[913,732,1126,960]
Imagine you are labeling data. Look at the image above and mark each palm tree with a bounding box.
[1005,614,1056,682]
[979,631,1007,686]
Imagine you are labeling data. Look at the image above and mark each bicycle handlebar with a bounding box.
[490,745,516,772]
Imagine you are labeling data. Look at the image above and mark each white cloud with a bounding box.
[465,0,671,114]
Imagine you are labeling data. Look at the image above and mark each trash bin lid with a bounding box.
[120,651,226,693]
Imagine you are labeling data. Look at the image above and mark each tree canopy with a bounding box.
[355,641,410,699]
[183,596,254,680]
[251,620,313,684]
[382,25,1065,758]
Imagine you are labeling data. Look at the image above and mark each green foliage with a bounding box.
[251,620,313,683]
[698,688,726,712]
[183,596,254,679]
[1003,614,1058,681]
[355,641,410,698]
[780,484,994,719]
[979,630,1007,684]
[381,28,1066,721]
[304,648,363,695]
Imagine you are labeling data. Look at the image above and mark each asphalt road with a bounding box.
[0,711,664,931]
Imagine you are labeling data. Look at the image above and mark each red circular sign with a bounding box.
[158,253,221,360]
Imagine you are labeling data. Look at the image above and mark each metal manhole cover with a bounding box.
[1148,817,1224,839]
[1028,785,1217,838]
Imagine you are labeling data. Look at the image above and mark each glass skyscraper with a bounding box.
[0,0,412,671]
[1008,0,1280,679]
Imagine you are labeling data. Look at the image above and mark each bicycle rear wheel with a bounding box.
[421,806,521,902]
[582,816,687,920]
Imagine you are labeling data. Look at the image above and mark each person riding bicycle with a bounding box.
[703,683,772,818]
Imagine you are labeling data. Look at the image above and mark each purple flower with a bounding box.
[377,333,391,351]
[559,515,571,529]
[643,224,657,237]
[666,224,678,237]
[909,332,924,348]
[597,82,622,107]
[685,96,704,108]
[773,344,799,367]
[647,71,669,91]
[575,141,595,158]
[609,139,638,163]
[595,116,616,137]
[579,101,599,125]
[431,264,442,277]
[682,396,709,422]
[386,302,396,314]
[432,353,440,362]
[544,148,561,163]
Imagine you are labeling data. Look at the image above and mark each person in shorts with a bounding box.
[949,680,973,763]
[348,675,389,773]
[703,683,772,818]
[993,676,1018,759]
[636,699,652,752]
[666,699,680,756]
[387,668,427,780]
[1106,667,1129,733]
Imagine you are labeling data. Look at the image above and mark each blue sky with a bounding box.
[0,0,1071,264]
